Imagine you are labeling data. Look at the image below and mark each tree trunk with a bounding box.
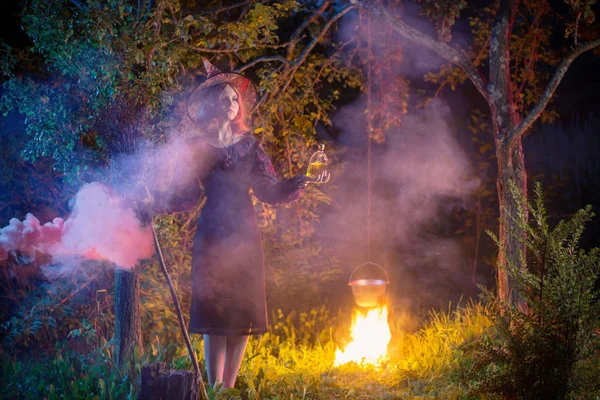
[370,0,600,306]
[496,135,528,310]
[488,0,523,305]
[114,265,143,367]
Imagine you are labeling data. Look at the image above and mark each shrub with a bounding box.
[473,183,600,399]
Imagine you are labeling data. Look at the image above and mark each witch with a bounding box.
[160,59,330,389]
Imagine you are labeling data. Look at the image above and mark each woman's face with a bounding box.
[218,85,240,121]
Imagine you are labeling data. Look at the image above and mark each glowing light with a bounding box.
[334,305,391,366]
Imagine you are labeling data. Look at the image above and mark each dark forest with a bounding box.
[1,1,599,399]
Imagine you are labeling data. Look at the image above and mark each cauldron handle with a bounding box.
[348,262,390,285]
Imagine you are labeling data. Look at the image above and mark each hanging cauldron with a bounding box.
[348,262,390,308]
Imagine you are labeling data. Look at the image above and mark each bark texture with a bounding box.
[488,0,527,307]
[495,139,527,305]
[114,266,142,367]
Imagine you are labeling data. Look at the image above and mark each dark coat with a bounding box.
[165,134,304,335]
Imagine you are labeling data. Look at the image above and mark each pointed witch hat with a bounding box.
[187,59,258,124]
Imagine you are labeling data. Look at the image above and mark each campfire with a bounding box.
[334,304,391,366]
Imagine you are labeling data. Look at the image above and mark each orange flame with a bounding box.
[334,305,391,366]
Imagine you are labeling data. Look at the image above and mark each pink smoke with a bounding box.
[0,182,154,272]
[0,214,64,260]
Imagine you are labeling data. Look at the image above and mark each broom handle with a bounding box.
[151,222,209,400]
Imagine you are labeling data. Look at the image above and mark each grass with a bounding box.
[203,302,491,399]
[1,302,492,400]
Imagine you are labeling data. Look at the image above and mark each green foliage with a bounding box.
[0,265,114,355]
[1,322,134,400]
[0,40,16,79]
[0,0,368,308]
[424,0,598,123]
[473,182,600,399]
[140,215,196,346]
[0,112,74,232]
[0,0,362,179]
[0,0,202,177]
[1,302,493,399]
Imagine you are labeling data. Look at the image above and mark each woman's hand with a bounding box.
[310,171,331,184]
[297,171,331,187]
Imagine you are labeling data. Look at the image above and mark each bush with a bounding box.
[0,323,134,400]
[473,183,600,400]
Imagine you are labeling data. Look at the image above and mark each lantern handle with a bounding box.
[348,262,390,285]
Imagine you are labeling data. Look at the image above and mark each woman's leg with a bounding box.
[203,334,227,387]
[222,335,249,388]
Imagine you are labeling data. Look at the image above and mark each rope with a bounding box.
[366,11,373,263]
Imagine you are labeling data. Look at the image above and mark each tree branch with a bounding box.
[187,4,354,81]
[52,271,102,311]
[267,4,357,110]
[508,37,600,148]
[368,0,489,103]
[290,38,352,117]
[235,56,291,73]
[291,4,357,69]
[185,1,250,15]
[184,44,247,54]
[154,1,166,35]
[287,1,331,59]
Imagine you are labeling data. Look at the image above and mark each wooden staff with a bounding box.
[151,221,209,400]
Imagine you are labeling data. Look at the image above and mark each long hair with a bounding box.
[193,82,249,134]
